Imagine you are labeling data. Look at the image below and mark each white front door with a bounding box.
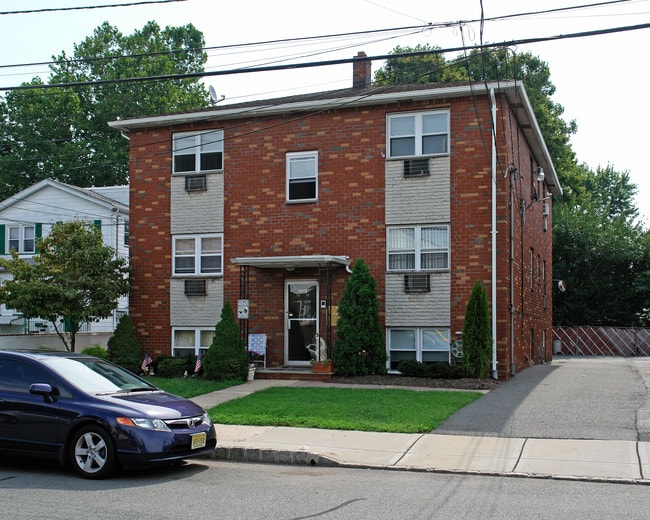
[285,280,318,365]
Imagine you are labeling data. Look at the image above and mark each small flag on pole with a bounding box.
[194,353,204,373]
[141,353,153,373]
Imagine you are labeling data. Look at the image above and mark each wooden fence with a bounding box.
[552,326,650,356]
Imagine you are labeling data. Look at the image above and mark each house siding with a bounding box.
[0,181,129,335]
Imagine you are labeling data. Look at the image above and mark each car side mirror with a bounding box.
[29,383,57,403]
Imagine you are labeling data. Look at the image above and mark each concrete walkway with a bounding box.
[191,360,650,485]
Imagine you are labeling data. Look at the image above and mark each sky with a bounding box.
[1,0,649,223]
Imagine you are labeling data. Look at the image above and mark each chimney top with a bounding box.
[353,51,371,89]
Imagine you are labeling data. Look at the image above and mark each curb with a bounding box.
[205,447,650,486]
[210,446,341,467]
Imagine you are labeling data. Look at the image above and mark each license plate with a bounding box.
[191,432,207,450]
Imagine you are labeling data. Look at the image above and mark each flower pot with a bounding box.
[247,365,256,381]
[311,362,333,374]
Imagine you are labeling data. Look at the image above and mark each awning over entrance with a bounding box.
[231,255,350,270]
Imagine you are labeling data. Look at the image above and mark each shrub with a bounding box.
[156,357,193,378]
[397,360,466,379]
[462,280,492,378]
[333,259,387,376]
[203,301,249,381]
[397,359,428,377]
[107,314,143,373]
[81,345,109,359]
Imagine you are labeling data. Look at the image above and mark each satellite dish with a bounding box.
[208,85,225,106]
[208,85,218,106]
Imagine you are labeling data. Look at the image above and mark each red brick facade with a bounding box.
[116,78,558,380]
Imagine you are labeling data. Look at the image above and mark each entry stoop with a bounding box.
[255,368,333,383]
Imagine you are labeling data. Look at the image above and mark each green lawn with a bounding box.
[209,386,483,433]
[148,376,241,398]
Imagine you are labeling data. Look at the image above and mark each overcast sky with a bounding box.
[2,0,649,223]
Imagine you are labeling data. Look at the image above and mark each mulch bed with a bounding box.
[330,374,500,391]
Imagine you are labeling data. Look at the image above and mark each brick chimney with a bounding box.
[352,51,371,88]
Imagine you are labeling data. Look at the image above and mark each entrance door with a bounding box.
[285,280,318,365]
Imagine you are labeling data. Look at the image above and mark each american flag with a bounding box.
[141,354,153,372]
[194,353,204,373]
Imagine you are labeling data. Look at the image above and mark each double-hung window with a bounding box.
[173,130,223,174]
[387,110,449,158]
[172,328,214,358]
[286,151,318,202]
[387,225,449,271]
[8,225,35,254]
[388,328,450,369]
[173,234,223,276]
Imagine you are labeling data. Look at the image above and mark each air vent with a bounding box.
[404,274,430,293]
[404,159,430,178]
[185,175,207,192]
[184,279,206,296]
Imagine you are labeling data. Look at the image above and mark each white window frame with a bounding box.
[173,234,223,277]
[172,327,214,357]
[286,151,318,203]
[387,110,449,159]
[7,225,35,254]
[387,225,449,271]
[388,327,451,368]
[173,130,224,174]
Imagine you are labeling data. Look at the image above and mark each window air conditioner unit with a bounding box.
[403,158,430,178]
[542,203,550,216]
[185,175,207,192]
[184,279,206,296]
[404,273,431,293]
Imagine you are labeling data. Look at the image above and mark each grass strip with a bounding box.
[148,376,241,398]
[209,386,483,433]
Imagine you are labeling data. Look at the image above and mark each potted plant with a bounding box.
[310,357,333,374]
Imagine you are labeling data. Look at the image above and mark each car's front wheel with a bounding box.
[70,425,117,479]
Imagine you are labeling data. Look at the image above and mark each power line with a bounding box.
[0,1,638,72]
[2,22,649,92]
[0,0,188,16]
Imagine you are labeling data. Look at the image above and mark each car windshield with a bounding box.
[45,357,158,394]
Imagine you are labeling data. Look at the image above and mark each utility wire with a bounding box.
[2,22,649,92]
[0,1,640,71]
[0,0,188,16]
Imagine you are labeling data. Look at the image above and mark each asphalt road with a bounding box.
[1,459,648,519]
[435,357,650,441]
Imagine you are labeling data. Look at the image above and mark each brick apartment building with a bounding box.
[110,53,560,379]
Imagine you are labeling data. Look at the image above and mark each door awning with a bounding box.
[231,255,350,270]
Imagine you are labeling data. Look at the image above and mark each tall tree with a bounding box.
[553,165,650,326]
[462,281,492,378]
[203,301,249,381]
[0,21,209,197]
[333,258,386,376]
[0,221,130,351]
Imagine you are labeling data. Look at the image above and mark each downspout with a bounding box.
[509,172,516,376]
[490,88,498,380]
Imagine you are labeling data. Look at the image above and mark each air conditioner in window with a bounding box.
[184,279,207,296]
[404,274,431,293]
[542,203,550,216]
[403,159,430,178]
[185,175,207,192]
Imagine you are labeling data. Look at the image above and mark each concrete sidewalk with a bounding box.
[192,378,650,485]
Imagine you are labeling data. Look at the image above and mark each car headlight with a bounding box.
[117,417,172,432]
[202,412,212,427]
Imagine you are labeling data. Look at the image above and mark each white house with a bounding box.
[0,179,129,337]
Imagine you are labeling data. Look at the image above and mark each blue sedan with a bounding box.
[0,350,217,479]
